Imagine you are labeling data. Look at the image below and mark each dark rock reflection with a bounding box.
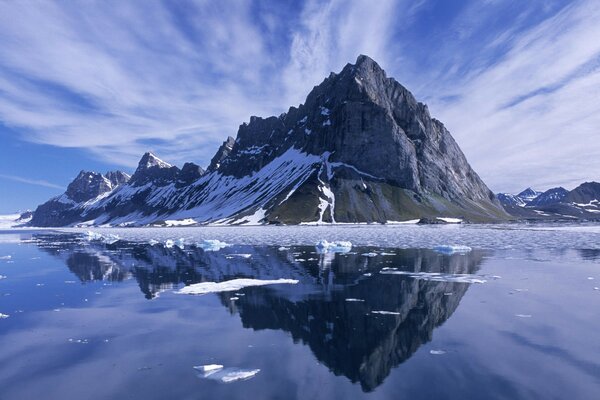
[32,233,487,391]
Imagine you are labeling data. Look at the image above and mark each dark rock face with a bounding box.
[527,187,568,207]
[129,152,180,187]
[177,162,205,186]
[105,171,130,187]
[564,182,600,204]
[31,55,510,226]
[65,171,113,203]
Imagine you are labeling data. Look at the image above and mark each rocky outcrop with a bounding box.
[31,55,509,226]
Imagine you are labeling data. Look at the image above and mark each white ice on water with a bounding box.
[177,278,299,295]
[430,350,446,355]
[433,245,472,255]
[315,240,352,253]
[197,239,230,251]
[371,310,401,315]
[0,255,12,260]
[436,217,463,223]
[194,365,260,383]
[380,268,486,284]
[0,313,9,319]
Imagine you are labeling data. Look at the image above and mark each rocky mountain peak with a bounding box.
[65,171,113,203]
[130,152,179,187]
[104,170,130,187]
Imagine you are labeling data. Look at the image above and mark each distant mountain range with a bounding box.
[29,55,510,227]
[497,182,600,220]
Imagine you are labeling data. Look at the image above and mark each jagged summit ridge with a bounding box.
[30,55,509,227]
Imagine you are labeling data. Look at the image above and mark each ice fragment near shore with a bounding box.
[197,239,230,251]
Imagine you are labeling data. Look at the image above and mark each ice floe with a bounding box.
[194,365,260,383]
[0,275,6,280]
[164,238,185,249]
[345,298,365,302]
[85,231,120,244]
[515,314,532,318]
[197,239,230,251]
[0,255,11,260]
[177,278,299,295]
[429,350,446,355]
[371,310,401,315]
[432,245,472,255]
[361,252,378,257]
[0,313,9,319]
[380,268,486,283]
[315,240,352,253]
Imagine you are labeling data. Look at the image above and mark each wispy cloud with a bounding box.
[0,0,598,193]
[0,174,63,190]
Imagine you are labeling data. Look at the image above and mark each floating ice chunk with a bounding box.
[361,252,378,257]
[198,239,230,251]
[0,255,11,260]
[315,240,352,253]
[68,338,88,343]
[430,350,446,355]
[0,313,9,319]
[194,364,224,373]
[177,278,299,295]
[230,297,239,301]
[515,314,532,318]
[278,246,289,251]
[380,270,486,284]
[436,217,463,223]
[85,231,103,241]
[371,310,401,315]
[164,238,185,249]
[345,298,365,302]
[587,277,594,280]
[594,287,599,291]
[85,231,119,244]
[433,245,472,255]
[228,254,252,259]
[148,239,159,246]
[164,239,174,248]
[195,365,260,383]
[363,273,372,277]
[0,275,6,280]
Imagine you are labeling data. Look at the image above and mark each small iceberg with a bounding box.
[194,365,260,383]
[177,278,299,295]
[433,245,472,255]
[315,240,352,253]
[361,252,378,257]
[164,239,185,249]
[85,231,120,244]
[430,350,446,355]
[0,255,12,260]
[371,310,401,315]
[345,298,365,302]
[0,313,9,319]
[197,239,230,251]
[0,275,6,280]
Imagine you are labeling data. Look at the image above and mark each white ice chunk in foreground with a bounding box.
[0,275,6,279]
[430,350,446,355]
[361,252,378,257]
[85,231,120,244]
[0,255,12,260]
[193,364,224,373]
[194,365,260,383]
[433,245,472,255]
[315,240,352,253]
[380,269,486,284]
[197,239,230,251]
[177,278,299,295]
[0,313,9,319]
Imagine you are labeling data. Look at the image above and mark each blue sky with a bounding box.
[1,0,599,213]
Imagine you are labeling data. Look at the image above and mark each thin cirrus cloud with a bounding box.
[0,0,598,193]
[0,174,63,190]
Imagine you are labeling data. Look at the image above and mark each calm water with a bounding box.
[0,227,599,399]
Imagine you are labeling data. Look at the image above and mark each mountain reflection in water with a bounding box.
[32,233,486,391]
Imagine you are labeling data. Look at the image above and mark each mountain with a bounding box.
[497,182,600,220]
[30,55,508,227]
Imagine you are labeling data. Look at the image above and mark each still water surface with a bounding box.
[0,227,598,399]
